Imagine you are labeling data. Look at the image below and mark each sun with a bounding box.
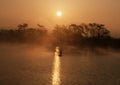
[56,11,62,17]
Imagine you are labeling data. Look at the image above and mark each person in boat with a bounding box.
[55,46,62,56]
[58,48,62,56]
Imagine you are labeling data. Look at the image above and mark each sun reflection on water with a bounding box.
[52,51,61,85]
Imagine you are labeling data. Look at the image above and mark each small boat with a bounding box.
[58,49,62,56]
[55,46,62,57]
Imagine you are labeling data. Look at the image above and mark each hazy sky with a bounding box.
[0,0,120,37]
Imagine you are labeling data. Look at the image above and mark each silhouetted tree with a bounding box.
[18,23,28,30]
[88,23,110,39]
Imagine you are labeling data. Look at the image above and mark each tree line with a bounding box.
[0,23,120,48]
[0,23,47,44]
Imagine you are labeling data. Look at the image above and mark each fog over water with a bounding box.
[0,44,120,85]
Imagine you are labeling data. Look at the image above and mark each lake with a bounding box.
[0,44,120,85]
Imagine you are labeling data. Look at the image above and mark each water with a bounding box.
[52,50,61,85]
[0,44,120,85]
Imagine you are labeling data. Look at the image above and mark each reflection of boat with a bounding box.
[55,46,62,57]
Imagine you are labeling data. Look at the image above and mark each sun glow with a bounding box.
[56,11,62,16]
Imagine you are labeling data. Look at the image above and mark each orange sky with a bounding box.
[0,0,120,37]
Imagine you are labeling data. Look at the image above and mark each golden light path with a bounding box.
[52,51,61,85]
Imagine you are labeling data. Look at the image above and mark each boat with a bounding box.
[55,46,62,57]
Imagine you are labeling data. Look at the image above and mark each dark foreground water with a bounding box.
[0,44,120,85]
